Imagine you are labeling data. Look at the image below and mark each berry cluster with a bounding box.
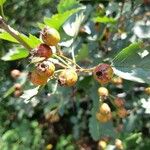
[28,26,114,87]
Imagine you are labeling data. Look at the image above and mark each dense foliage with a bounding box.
[0,0,150,149]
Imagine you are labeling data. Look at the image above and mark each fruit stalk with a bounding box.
[0,16,32,50]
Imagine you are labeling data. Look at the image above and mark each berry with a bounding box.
[144,87,150,95]
[93,64,113,84]
[58,69,78,86]
[11,69,21,79]
[29,69,48,85]
[117,108,128,118]
[98,140,107,150]
[98,87,109,97]
[36,43,52,58]
[46,144,53,150]
[96,112,112,123]
[36,61,55,78]
[14,83,22,90]
[111,76,123,85]
[99,103,111,115]
[115,139,123,150]
[114,97,125,108]
[14,90,23,97]
[41,27,60,46]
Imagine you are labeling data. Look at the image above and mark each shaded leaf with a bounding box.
[57,0,79,13]
[75,44,89,62]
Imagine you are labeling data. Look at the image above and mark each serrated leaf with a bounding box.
[44,8,80,30]
[0,0,6,6]
[0,32,19,43]
[19,34,40,48]
[75,44,89,62]
[63,11,85,37]
[57,0,79,13]
[112,42,150,83]
[1,47,29,61]
[92,16,116,24]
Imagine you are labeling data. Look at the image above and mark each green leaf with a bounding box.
[76,44,89,62]
[0,0,6,6]
[92,16,116,24]
[1,47,29,61]
[19,34,41,48]
[57,0,79,13]
[44,8,80,30]
[112,42,150,83]
[0,32,19,43]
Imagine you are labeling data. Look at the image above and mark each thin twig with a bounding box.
[0,16,32,50]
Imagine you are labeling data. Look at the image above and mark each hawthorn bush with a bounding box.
[0,0,150,150]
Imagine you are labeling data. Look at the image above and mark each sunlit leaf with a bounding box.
[1,47,29,61]
[112,41,150,83]
[0,32,19,43]
[0,0,6,6]
[44,8,80,30]
[92,16,116,24]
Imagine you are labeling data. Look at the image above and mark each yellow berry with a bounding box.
[115,139,123,150]
[41,27,60,46]
[144,87,150,95]
[58,69,78,86]
[99,103,111,115]
[98,140,107,150]
[98,87,109,97]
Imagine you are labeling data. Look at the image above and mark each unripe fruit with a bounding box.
[98,140,107,150]
[114,97,125,108]
[96,112,112,123]
[99,103,111,115]
[36,43,52,58]
[36,61,55,78]
[14,83,22,90]
[11,69,21,79]
[117,108,128,118]
[144,87,150,95]
[93,64,113,84]
[58,69,78,86]
[98,87,109,97]
[14,90,23,97]
[29,69,48,85]
[115,139,123,150]
[46,144,53,150]
[111,76,123,85]
[41,27,60,46]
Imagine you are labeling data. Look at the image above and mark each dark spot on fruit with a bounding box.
[96,71,103,77]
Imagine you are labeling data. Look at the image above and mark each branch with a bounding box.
[0,16,32,50]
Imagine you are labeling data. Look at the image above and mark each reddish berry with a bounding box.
[98,87,109,97]
[117,108,128,118]
[93,64,113,84]
[11,69,21,79]
[14,83,22,90]
[115,139,123,150]
[29,69,48,85]
[99,103,111,115]
[14,90,23,97]
[36,43,52,58]
[114,97,125,108]
[41,27,60,46]
[36,61,55,78]
[58,69,78,86]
